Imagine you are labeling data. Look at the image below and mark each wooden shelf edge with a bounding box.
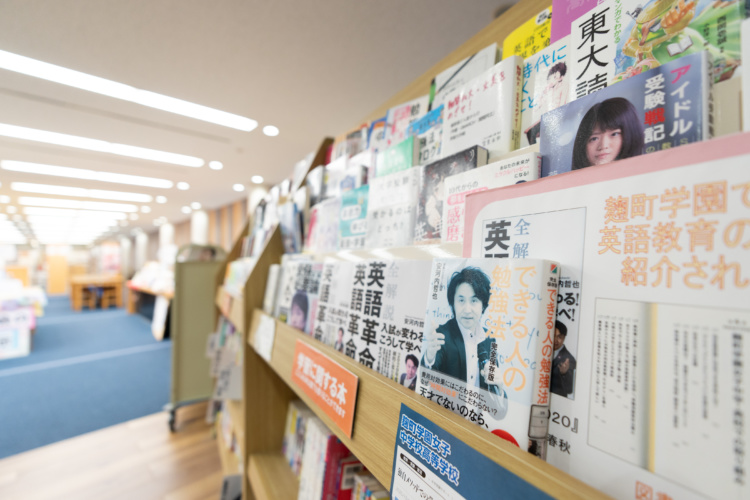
[247,453,300,500]
[216,418,242,477]
[215,285,245,333]
[248,308,608,500]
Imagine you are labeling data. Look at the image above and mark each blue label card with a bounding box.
[391,403,552,500]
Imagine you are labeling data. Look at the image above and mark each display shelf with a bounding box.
[216,418,242,476]
[215,285,245,333]
[246,310,607,499]
[247,453,299,500]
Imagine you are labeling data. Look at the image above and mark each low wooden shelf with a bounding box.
[247,453,299,500]
[216,418,242,476]
[215,285,245,333]
[247,309,608,499]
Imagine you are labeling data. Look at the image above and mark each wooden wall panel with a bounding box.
[220,206,230,250]
[208,210,217,246]
[232,201,244,242]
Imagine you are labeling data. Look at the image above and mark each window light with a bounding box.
[1,160,173,189]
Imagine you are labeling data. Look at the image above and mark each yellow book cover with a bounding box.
[502,7,552,59]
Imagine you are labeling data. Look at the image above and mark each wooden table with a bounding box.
[70,274,123,311]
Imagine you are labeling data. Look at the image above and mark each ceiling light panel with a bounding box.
[22,207,127,220]
[0,50,258,132]
[11,182,152,202]
[0,123,204,167]
[18,196,137,212]
[1,160,173,188]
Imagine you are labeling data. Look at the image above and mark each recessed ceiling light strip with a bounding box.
[11,182,152,202]
[1,160,173,189]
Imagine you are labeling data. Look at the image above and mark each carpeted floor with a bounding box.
[0,295,171,459]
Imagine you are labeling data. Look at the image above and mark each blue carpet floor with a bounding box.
[0,296,171,459]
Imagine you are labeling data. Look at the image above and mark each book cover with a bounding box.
[274,255,311,323]
[331,456,365,500]
[550,0,602,43]
[341,259,432,388]
[306,165,326,208]
[431,42,498,108]
[384,94,429,147]
[541,50,713,177]
[365,166,421,249]
[375,136,419,178]
[442,151,541,244]
[367,116,388,155]
[405,104,444,166]
[440,56,524,159]
[278,201,302,254]
[285,261,322,335]
[262,263,281,315]
[305,197,341,254]
[520,35,571,148]
[314,261,355,350]
[415,146,489,243]
[743,19,750,132]
[292,151,315,193]
[462,133,750,499]
[323,155,348,201]
[569,0,741,101]
[416,258,559,459]
[502,7,553,59]
[339,185,368,250]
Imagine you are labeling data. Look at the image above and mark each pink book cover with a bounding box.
[549,0,601,43]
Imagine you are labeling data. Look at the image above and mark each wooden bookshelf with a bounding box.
[247,454,299,500]
[216,418,242,476]
[215,285,245,333]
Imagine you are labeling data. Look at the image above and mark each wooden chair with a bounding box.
[82,287,98,309]
[101,286,118,309]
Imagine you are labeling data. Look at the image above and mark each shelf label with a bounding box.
[391,404,552,500]
[253,313,276,362]
[291,339,359,438]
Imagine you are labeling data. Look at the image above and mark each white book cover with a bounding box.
[432,43,499,108]
[365,166,421,248]
[569,0,742,102]
[323,155,348,201]
[273,255,312,323]
[405,104,444,166]
[442,151,541,244]
[743,19,750,132]
[520,36,571,148]
[463,134,750,499]
[441,56,524,159]
[284,261,322,335]
[384,94,430,147]
[341,260,432,388]
[305,197,341,254]
[314,261,355,351]
[416,258,559,459]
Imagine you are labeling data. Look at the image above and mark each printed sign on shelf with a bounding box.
[391,404,552,500]
[253,313,276,362]
[291,339,359,438]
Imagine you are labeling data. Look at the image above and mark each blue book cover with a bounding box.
[540,51,712,177]
[338,185,369,250]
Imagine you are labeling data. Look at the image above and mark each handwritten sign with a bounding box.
[291,340,359,438]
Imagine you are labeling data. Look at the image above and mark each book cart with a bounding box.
[205,1,629,499]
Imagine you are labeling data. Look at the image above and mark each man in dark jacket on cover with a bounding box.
[550,320,577,398]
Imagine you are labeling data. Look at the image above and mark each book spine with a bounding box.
[510,56,523,151]
[705,51,715,140]
[528,262,559,460]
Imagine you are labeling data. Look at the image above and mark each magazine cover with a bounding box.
[520,35,571,148]
[338,185,368,250]
[375,136,418,178]
[541,51,713,177]
[341,259,432,389]
[415,146,488,243]
[313,261,355,350]
[284,261,322,335]
[463,133,750,499]
[279,201,302,254]
[569,0,741,101]
[440,56,524,159]
[502,7,552,59]
[305,197,341,254]
[367,116,388,155]
[323,155,348,201]
[274,255,312,323]
[416,258,559,458]
[550,0,602,43]
[442,151,541,244]
[384,94,430,147]
[430,43,498,108]
[365,166,421,249]
[405,104,443,166]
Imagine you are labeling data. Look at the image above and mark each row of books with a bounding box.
[283,400,388,500]
[268,256,559,460]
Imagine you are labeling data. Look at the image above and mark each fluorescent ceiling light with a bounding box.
[155,196,167,204]
[0,49,258,132]
[140,206,151,213]
[181,206,191,214]
[18,196,137,212]
[209,161,223,170]
[0,123,204,167]
[23,207,127,220]
[0,195,10,203]
[128,213,139,221]
[177,182,189,190]
[10,181,152,202]
[190,202,201,210]
[262,125,279,137]
[1,160,173,189]
[233,183,245,192]
[251,175,264,184]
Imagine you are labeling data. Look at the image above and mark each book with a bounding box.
[283,400,315,477]
[323,155,348,201]
[405,104,444,166]
[442,151,541,244]
[415,146,489,243]
[262,263,281,315]
[374,136,419,178]
[569,0,741,101]
[367,116,388,155]
[314,261,355,350]
[541,50,713,177]
[292,151,315,193]
[338,185,368,250]
[502,7,553,59]
[278,201,303,254]
[430,43,499,108]
[520,35,571,148]
[384,94,429,147]
[330,455,365,500]
[416,258,559,459]
[743,19,750,132]
[306,165,326,208]
[550,0,602,43]
[285,261,322,335]
[274,255,312,323]
[440,56,524,159]
[305,197,341,254]
[462,133,750,499]
[365,166,421,248]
